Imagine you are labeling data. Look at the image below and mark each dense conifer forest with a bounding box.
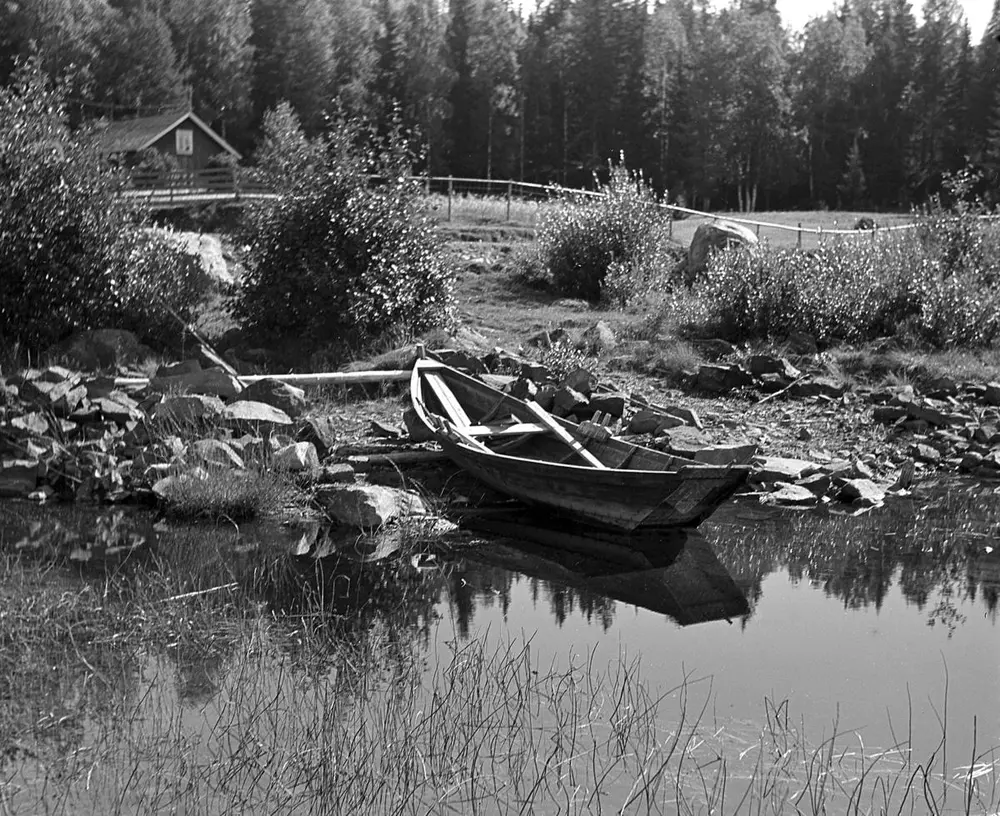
[2,0,999,211]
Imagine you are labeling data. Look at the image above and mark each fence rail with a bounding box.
[122,169,995,248]
[123,167,274,207]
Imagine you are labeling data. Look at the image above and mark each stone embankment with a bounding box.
[4,338,1000,527]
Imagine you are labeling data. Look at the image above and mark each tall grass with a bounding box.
[2,539,997,816]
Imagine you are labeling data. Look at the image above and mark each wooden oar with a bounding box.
[523,400,608,469]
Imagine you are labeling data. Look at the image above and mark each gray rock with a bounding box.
[95,395,142,425]
[838,478,885,507]
[628,409,665,434]
[318,463,356,484]
[658,426,710,457]
[984,382,1000,406]
[748,355,801,380]
[765,483,818,505]
[873,405,908,424]
[660,405,703,429]
[509,378,538,402]
[152,394,226,425]
[694,443,758,466]
[581,320,617,354]
[789,378,847,400]
[654,415,686,433]
[434,349,488,374]
[552,386,588,417]
[797,472,832,495]
[697,364,753,393]
[315,483,427,528]
[686,221,759,283]
[188,438,245,469]
[561,367,598,396]
[222,400,293,433]
[273,441,319,472]
[909,443,941,464]
[239,378,307,419]
[154,230,233,288]
[520,362,552,383]
[752,456,818,482]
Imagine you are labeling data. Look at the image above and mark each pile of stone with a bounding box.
[0,361,337,501]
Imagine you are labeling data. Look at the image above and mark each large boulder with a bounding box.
[686,221,759,284]
[314,483,427,528]
[239,378,307,419]
[151,229,234,289]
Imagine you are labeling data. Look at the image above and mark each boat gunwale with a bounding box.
[411,358,750,480]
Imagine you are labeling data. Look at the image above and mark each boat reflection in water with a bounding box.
[458,509,750,627]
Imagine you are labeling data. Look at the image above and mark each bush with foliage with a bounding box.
[536,156,675,305]
[0,60,202,353]
[684,209,1000,349]
[233,105,454,358]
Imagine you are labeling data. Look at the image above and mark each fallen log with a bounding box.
[347,450,451,469]
[114,369,411,388]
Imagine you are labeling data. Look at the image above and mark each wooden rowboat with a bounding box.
[410,357,749,531]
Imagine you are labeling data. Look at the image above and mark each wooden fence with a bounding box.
[123,167,274,207]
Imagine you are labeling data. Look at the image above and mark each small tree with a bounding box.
[838,135,868,208]
[234,107,454,357]
[0,60,201,353]
[537,155,674,305]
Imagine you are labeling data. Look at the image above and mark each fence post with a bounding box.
[506,180,512,222]
[447,175,453,222]
[797,222,802,249]
[668,213,673,241]
[424,175,430,197]
[756,223,761,238]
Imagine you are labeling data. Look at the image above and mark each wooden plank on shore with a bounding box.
[114,369,412,388]
[348,450,451,467]
[522,400,608,469]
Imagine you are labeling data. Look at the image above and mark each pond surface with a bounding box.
[1,480,998,813]
[449,490,1000,767]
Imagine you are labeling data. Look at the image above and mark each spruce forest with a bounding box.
[2,0,1000,212]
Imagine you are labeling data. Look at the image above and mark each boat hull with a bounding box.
[411,358,749,531]
[438,435,744,530]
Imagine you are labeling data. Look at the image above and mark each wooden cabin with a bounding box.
[98,110,241,172]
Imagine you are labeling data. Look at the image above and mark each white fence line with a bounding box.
[410,175,928,245]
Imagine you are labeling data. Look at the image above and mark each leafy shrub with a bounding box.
[0,60,201,353]
[233,105,455,358]
[536,155,675,305]
[684,215,1000,349]
[539,340,593,382]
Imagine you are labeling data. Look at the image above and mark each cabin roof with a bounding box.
[98,110,241,159]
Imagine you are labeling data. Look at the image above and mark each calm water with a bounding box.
[447,491,1000,766]
[1,479,998,810]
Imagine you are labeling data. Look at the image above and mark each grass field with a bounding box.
[427,192,920,251]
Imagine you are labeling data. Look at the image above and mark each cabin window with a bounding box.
[175,129,194,156]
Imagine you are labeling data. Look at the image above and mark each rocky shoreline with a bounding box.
[4,334,1000,528]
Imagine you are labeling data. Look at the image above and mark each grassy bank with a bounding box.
[2,533,997,816]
